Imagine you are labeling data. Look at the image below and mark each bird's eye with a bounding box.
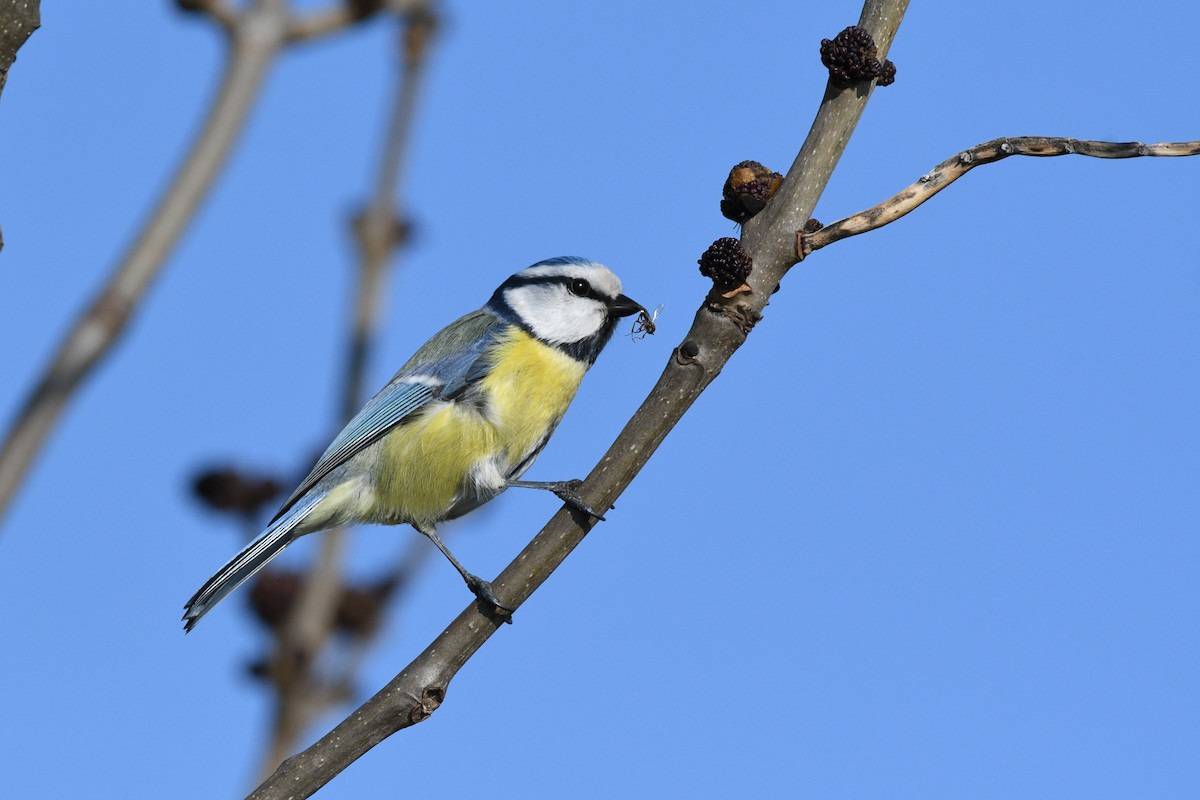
[569,278,591,297]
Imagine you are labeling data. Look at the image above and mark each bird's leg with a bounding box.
[415,523,513,621]
[507,479,606,521]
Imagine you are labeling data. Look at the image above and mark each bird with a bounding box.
[183,257,651,631]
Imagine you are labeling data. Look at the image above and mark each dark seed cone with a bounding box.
[819,26,896,87]
[698,237,753,290]
[193,467,284,518]
[721,160,784,223]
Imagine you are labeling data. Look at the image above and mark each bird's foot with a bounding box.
[548,479,607,521]
[507,478,607,521]
[554,482,609,520]
[465,574,514,623]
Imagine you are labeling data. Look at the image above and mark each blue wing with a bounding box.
[270,309,505,522]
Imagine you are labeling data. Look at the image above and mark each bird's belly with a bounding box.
[372,333,586,525]
[372,402,499,525]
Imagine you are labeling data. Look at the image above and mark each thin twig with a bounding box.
[247,2,910,797]
[256,5,438,780]
[0,0,387,527]
[0,4,282,523]
[797,137,1200,260]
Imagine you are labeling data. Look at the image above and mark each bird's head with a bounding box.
[488,257,649,365]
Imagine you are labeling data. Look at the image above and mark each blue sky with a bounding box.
[2,2,1198,798]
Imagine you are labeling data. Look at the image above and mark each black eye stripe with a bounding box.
[503,274,610,304]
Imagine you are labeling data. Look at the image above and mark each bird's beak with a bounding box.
[610,293,656,336]
[609,294,647,319]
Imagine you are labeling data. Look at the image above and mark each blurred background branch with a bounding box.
[0,0,383,525]
[254,4,439,779]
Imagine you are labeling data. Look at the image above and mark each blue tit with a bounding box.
[184,257,650,631]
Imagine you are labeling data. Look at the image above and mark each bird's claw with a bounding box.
[465,575,514,623]
[553,479,606,521]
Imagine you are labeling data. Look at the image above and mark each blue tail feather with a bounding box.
[182,493,323,632]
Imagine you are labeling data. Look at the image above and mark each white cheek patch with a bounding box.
[504,284,607,345]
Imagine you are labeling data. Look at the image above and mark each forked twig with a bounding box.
[797,137,1200,260]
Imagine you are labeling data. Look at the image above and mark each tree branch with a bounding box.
[0,5,281,525]
[0,0,42,251]
[798,137,1200,260]
[0,0,40,102]
[247,2,910,797]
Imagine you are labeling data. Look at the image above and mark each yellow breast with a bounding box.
[373,328,587,524]
[477,328,588,462]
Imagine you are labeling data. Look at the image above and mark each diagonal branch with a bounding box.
[247,2,910,797]
[0,6,280,524]
[797,137,1200,260]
